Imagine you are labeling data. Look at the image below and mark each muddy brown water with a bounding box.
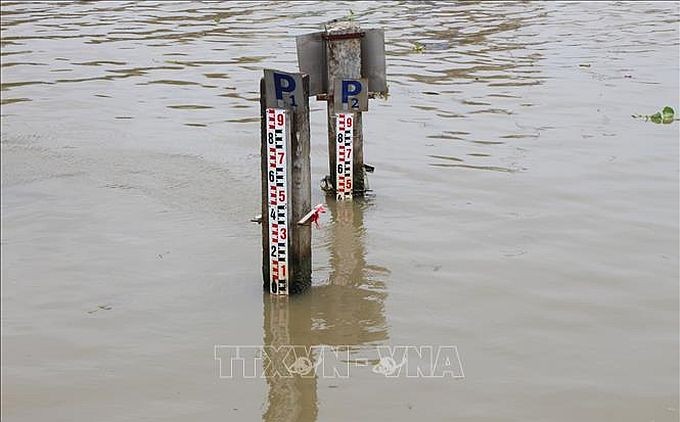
[1,2,678,421]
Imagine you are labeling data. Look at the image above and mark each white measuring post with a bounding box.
[324,22,364,198]
[335,113,354,200]
[265,108,290,294]
[260,71,312,295]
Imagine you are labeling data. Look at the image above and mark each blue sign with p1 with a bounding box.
[334,78,368,111]
[264,69,305,109]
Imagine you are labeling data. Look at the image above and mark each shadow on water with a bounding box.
[262,199,389,422]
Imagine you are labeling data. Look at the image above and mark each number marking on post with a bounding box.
[266,108,289,295]
[336,113,354,200]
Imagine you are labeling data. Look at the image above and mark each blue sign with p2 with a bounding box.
[264,69,305,109]
[334,78,368,112]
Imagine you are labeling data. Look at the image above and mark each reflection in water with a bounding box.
[262,295,317,422]
[262,200,389,421]
[312,200,389,345]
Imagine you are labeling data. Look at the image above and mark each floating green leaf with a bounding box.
[662,106,674,121]
[632,105,676,124]
[411,42,425,53]
[649,112,662,124]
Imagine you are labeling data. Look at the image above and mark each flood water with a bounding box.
[1,1,678,421]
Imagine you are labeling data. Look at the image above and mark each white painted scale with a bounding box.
[266,108,289,295]
[335,113,354,200]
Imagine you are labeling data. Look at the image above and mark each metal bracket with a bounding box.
[316,92,382,102]
[322,32,365,41]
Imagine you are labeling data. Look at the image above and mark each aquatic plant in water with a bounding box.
[411,42,425,53]
[632,106,676,124]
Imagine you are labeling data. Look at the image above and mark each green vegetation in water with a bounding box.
[373,91,390,100]
[632,106,676,124]
[347,9,355,22]
[411,42,425,53]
